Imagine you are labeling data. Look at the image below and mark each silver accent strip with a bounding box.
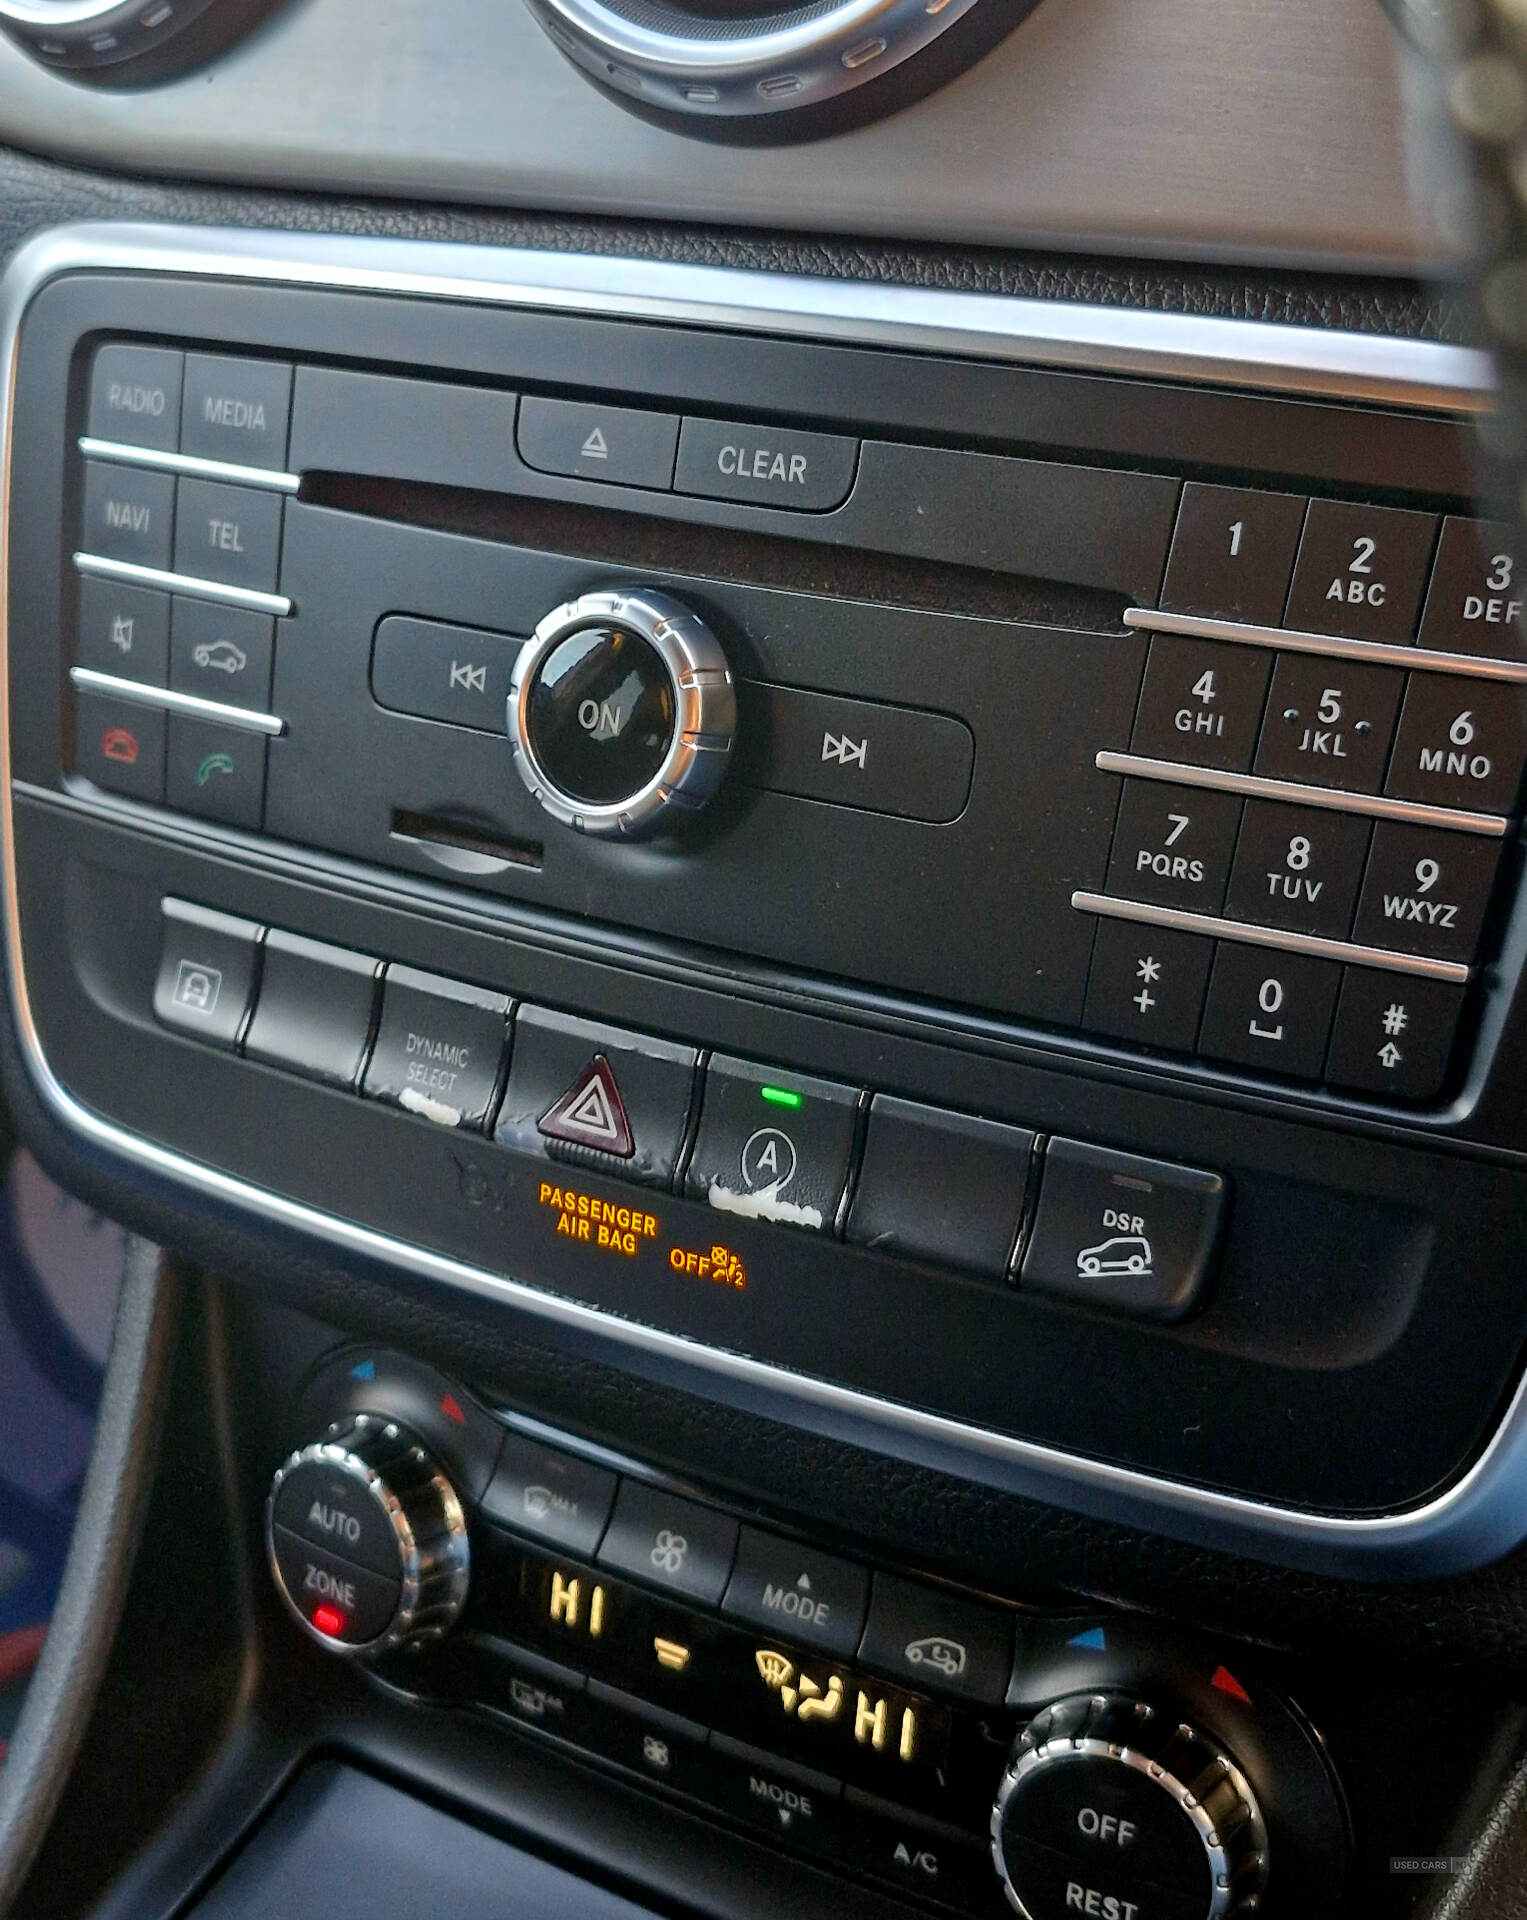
[1125,606,1527,682]
[69,666,286,736]
[1071,890,1471,983]
[6,222,1498,410]
[73,550,292,617]
[4,223,1524,1581]
[1095,750,1509,838]
[79,435,300,494]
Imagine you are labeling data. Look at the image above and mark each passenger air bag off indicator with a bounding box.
[536,1181,660,1256]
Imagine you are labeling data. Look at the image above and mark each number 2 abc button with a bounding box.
[1020,1139,1226,1322]
[596,1481,739,1605]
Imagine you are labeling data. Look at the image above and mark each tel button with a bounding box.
[268,1526,399,1646]
[675,416,857,512]
[721,1528,869,1658]
[173,476,283,592]
[1020,1139,1225,1322]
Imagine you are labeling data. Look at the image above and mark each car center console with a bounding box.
[7,221,1527,1600]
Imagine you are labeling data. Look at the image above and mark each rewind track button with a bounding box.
[494,1004,698,1188]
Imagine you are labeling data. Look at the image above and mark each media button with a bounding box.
[685,1055,859,1234]
[675,416,857,512]
[1104,779,1242,914]
[721,1530,870,1659]
[857,1571,1012,1705]
[180,354,293,470]
[1197,943,1341,1080]
[518,395,679,490]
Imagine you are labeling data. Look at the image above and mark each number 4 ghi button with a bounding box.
[1324,969,1466,1103]
[1082,922,1214,1054]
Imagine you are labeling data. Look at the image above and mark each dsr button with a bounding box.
[675,416,858,511]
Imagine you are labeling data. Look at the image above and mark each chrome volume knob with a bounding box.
[508,586,736,838]
[991,1693,1269,1920]
[265,1414,470,1657]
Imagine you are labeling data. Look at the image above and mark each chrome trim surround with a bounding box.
[1094,750,1509,838]
[1071,891,1471,983]
[73,549,293,616]
[7,223,1527,1582]
[78,435,301,494]
[523,0,982,120]
[68,666,286,736]
[1125,606,1527,682]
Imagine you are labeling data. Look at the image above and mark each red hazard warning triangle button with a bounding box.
[538,1054,635,1158]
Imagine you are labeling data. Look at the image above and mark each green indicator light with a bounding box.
[761,1085,803,1110]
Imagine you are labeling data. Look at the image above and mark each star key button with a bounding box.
[1082,921,1214,1053]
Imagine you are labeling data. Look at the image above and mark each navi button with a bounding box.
[685,1056,859,1234]
[1021,1139,1225,1321]
[493,1004,697,1188]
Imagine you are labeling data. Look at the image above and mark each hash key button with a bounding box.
[1020,1139,1226,1322]
[1351,822,1499,964]
[1104,779,1241,914]
[722,1529,869,1658]
[1325,969,1466,1102]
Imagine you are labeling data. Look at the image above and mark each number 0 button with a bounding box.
[1197,945,1342,1079]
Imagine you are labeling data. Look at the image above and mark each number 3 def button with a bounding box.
[1020,1139,1227,1322]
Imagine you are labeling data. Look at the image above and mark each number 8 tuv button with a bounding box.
[1020,1140,1226,1322]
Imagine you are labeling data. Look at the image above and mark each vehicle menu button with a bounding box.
[1020,1138,1225,1321]
[675,417,857,512]
[517,395,680,490]
[170,596,275,710]
[721,1529,870,1658]
[857,1571,1013,1705]
[685,1056,859,1234]
[153,898,260,1050]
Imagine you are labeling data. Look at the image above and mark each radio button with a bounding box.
[722,1530,868,1658]
[360,965,510,1132]
[1384,675,1527,814]
[1418,518,1527,658]
[1081,921,1213,1054]
[180,354,293,471]
[1253,652,1404,792]
[1197,944,1342,1079]
[173,476,282,592]
[1284,499,1438,644]
[77,577,169,685]
[82,460,174,571]
[1104,779,1241,914]
[1129,635,1273,772]
[167,717,267,830]
[1223,800,1371,940]
[518,395,679,490]
[493,1005,697,1187]
[674,416,857,512]
[1020,1139,1225,1321]
[1351,822,1498,964]
[88,344,182,452]
[170,598,274,710]
[856,1572,1012,1705]
[1159,483,1306,628]
[75,690,165,801]
[685,1055,859,1234]
[1324,968,1465,1101]
[845,1096,1033,1280]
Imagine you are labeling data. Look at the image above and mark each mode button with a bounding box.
[675,416,857,512]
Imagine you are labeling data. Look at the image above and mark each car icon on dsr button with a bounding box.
[1076,1234,1153,1278]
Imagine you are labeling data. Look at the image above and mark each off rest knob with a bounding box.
[508,586,736,838]
[265,1414,470,1656]
[991,1692,1269,1920]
